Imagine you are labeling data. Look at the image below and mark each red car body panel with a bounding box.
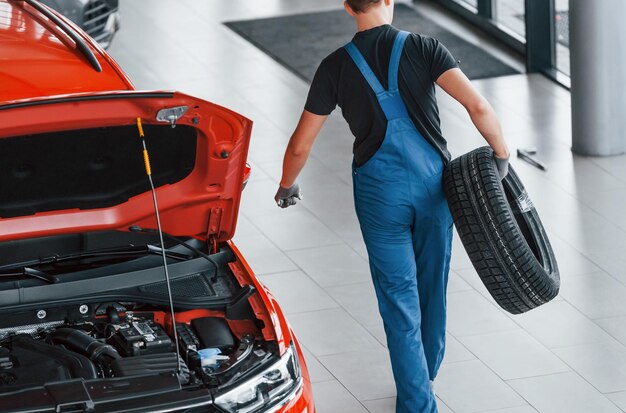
[0,0,133,101]
[0,1,314,411]
[0,90,252,245]
[229,242,315,412]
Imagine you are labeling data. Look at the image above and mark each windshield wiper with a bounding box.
[0,244,193,274]
[0,267,59,284]
[128,226,219,274]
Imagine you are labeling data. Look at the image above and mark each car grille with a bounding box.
[83,0,116,41]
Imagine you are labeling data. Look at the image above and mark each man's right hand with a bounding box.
[275,183,302,208]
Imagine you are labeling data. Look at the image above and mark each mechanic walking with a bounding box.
[275,1,509,411]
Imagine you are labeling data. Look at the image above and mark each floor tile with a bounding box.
[547,232,602,278]
[596,316,626,347]
[559,271,626,320]
[544,208,626,255]
[312,380,369,413]
[458,330,570,380]
[437,399,455,413]
[545,155,626,197]
[239,177,283,217]
[450,230,474,271]
[589,154,626,182]
[287,308,382,357]
[232,214,262,238]
[247,130,292,163]
[510,300,615,349]
[232,233,298,275]
[325,281,382,329]
[366,323,388,348]
[287,244,371,287]
[509,372,622,413]
[447,290,520,337]
[436,360,526,413]
[606,392,626,412]
[256,157,347,196]
[442,333,476,364]
[362,397,396,413]
[583,248,626,286]
[447,270,474,293]
[319,348,396,401]
[252,209,343,251]
[258,271,339,314]
[362,396,454,413]
[553,340,626,393]
[301,346,334,383]
[477,407,538,413]
[576,188,626,233]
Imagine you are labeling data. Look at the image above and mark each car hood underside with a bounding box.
[0,91,252,244]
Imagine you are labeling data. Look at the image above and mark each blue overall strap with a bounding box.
[344,42,386,96]
[388,31,410,92]
[344,32,411,120]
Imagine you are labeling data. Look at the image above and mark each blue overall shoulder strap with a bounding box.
[344,42,386,96]
[388,31,409,93]
[345,32,412,121]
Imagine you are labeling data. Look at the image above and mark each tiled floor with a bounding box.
[107,1,626,412]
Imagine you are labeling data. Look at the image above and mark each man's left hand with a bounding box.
[494,154,510,180]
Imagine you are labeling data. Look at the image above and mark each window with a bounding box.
[555,0,570,76]
[432,0,571,86]
[455,0,478,8]
[494,0,525,38]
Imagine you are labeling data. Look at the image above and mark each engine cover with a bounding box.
[0,336,97,391]
[110,352,189,384]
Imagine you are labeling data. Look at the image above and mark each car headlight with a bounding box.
[214,343,303,413]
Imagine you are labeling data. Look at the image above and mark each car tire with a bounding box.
[443,146,560,314]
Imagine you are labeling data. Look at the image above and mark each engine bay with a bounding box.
[0,232,299,412]
[0,302,276,395]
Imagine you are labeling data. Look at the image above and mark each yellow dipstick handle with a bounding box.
[136,117,145,137]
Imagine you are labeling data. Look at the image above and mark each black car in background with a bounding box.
[39,0,119,48]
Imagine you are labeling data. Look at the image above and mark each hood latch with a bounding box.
[207,208,223,253]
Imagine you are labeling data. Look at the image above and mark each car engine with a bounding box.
[0,302,273,393]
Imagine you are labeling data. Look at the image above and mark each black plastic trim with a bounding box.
[0,374,216,413]
[0,92,175,111]
[0,258,216,309]
[23,0,103,72]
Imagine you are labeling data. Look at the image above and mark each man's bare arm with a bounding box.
[436,68,509,159]
[279,110,328,188]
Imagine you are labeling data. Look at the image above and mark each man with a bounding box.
[274,0,510,411]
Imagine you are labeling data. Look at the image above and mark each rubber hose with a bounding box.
[50,328,121,365]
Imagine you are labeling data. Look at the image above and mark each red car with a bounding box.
[0,1,314,412]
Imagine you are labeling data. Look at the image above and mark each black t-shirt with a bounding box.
[305,25,458,167]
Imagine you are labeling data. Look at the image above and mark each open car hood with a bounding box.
[0,91,252,243]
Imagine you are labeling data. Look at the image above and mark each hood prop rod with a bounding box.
[136,117,181,375]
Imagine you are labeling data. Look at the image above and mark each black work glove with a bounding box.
[494,154,510,181]
[274,183,302,208]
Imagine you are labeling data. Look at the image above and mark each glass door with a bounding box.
[555,0,570,76]
[431,0,570,87]
[494,0,525,38]
[455,0,478,8]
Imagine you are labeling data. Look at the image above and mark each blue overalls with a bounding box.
[346,31,453,413]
